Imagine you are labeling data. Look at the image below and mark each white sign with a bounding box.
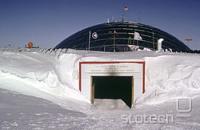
[86,64,136,74]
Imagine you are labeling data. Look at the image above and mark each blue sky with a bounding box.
[0,0,199,49]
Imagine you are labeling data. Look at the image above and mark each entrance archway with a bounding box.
[91,76,133,108]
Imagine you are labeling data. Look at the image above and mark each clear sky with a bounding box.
[0,0,199,49]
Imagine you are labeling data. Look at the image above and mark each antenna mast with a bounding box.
[122,5,128,22]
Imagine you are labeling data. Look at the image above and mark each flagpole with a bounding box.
[113,30,116,52]
[152,31,155,49]
[122,5,128,22]
[88,31,91,50]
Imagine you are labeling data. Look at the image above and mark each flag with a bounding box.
[134,32,142,41]
[92,32,98,39]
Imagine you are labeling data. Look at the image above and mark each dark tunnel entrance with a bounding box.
[92,76,133,108]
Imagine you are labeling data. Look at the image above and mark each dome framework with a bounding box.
[55,22,191,52]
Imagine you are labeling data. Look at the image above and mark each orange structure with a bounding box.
[26,42,33,48]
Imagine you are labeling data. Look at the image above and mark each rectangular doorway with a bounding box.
[91,76,133,108]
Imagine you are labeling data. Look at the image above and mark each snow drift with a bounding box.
[0,48,200,110]
[143,55,200,104]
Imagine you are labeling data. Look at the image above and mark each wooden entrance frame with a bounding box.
[78,61,145,107]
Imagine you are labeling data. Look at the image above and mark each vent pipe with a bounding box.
[157,38,164,51]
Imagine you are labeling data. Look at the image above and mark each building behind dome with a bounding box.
[55,22,191,52]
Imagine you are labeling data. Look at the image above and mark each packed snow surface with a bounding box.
[0,48,200,129]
